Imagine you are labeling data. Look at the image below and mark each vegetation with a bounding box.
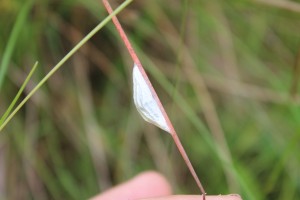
[0,0,300,199]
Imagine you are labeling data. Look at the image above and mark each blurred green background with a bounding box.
[1,0,300,199]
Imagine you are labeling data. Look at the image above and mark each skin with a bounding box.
[90,171,242,200]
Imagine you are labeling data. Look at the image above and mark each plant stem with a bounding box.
[0,62,38,126]
[0,0,133,132]
[102,0,206,199]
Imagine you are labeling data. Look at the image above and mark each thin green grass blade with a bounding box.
[0,0,133,132]
[0,0,34,92]
[0,61,38,126]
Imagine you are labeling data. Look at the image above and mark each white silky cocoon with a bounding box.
[132,64,170,133]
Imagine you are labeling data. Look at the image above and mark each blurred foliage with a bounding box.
[1,0,300,199]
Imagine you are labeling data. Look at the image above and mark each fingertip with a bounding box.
[90,170,172,200]
[140,194,243,200]
[134,171,172,195]
[225,194,242,200]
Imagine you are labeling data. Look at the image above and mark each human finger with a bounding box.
[140,194,242,200]
[90,171,172,200]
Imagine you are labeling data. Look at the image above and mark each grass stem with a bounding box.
[102,0,206,199]
[0,62,38,126]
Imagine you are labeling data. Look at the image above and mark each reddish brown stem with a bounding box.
[171,132,206,200]
[102,0,206,199]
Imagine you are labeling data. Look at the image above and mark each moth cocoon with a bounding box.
[133,64,170,133]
